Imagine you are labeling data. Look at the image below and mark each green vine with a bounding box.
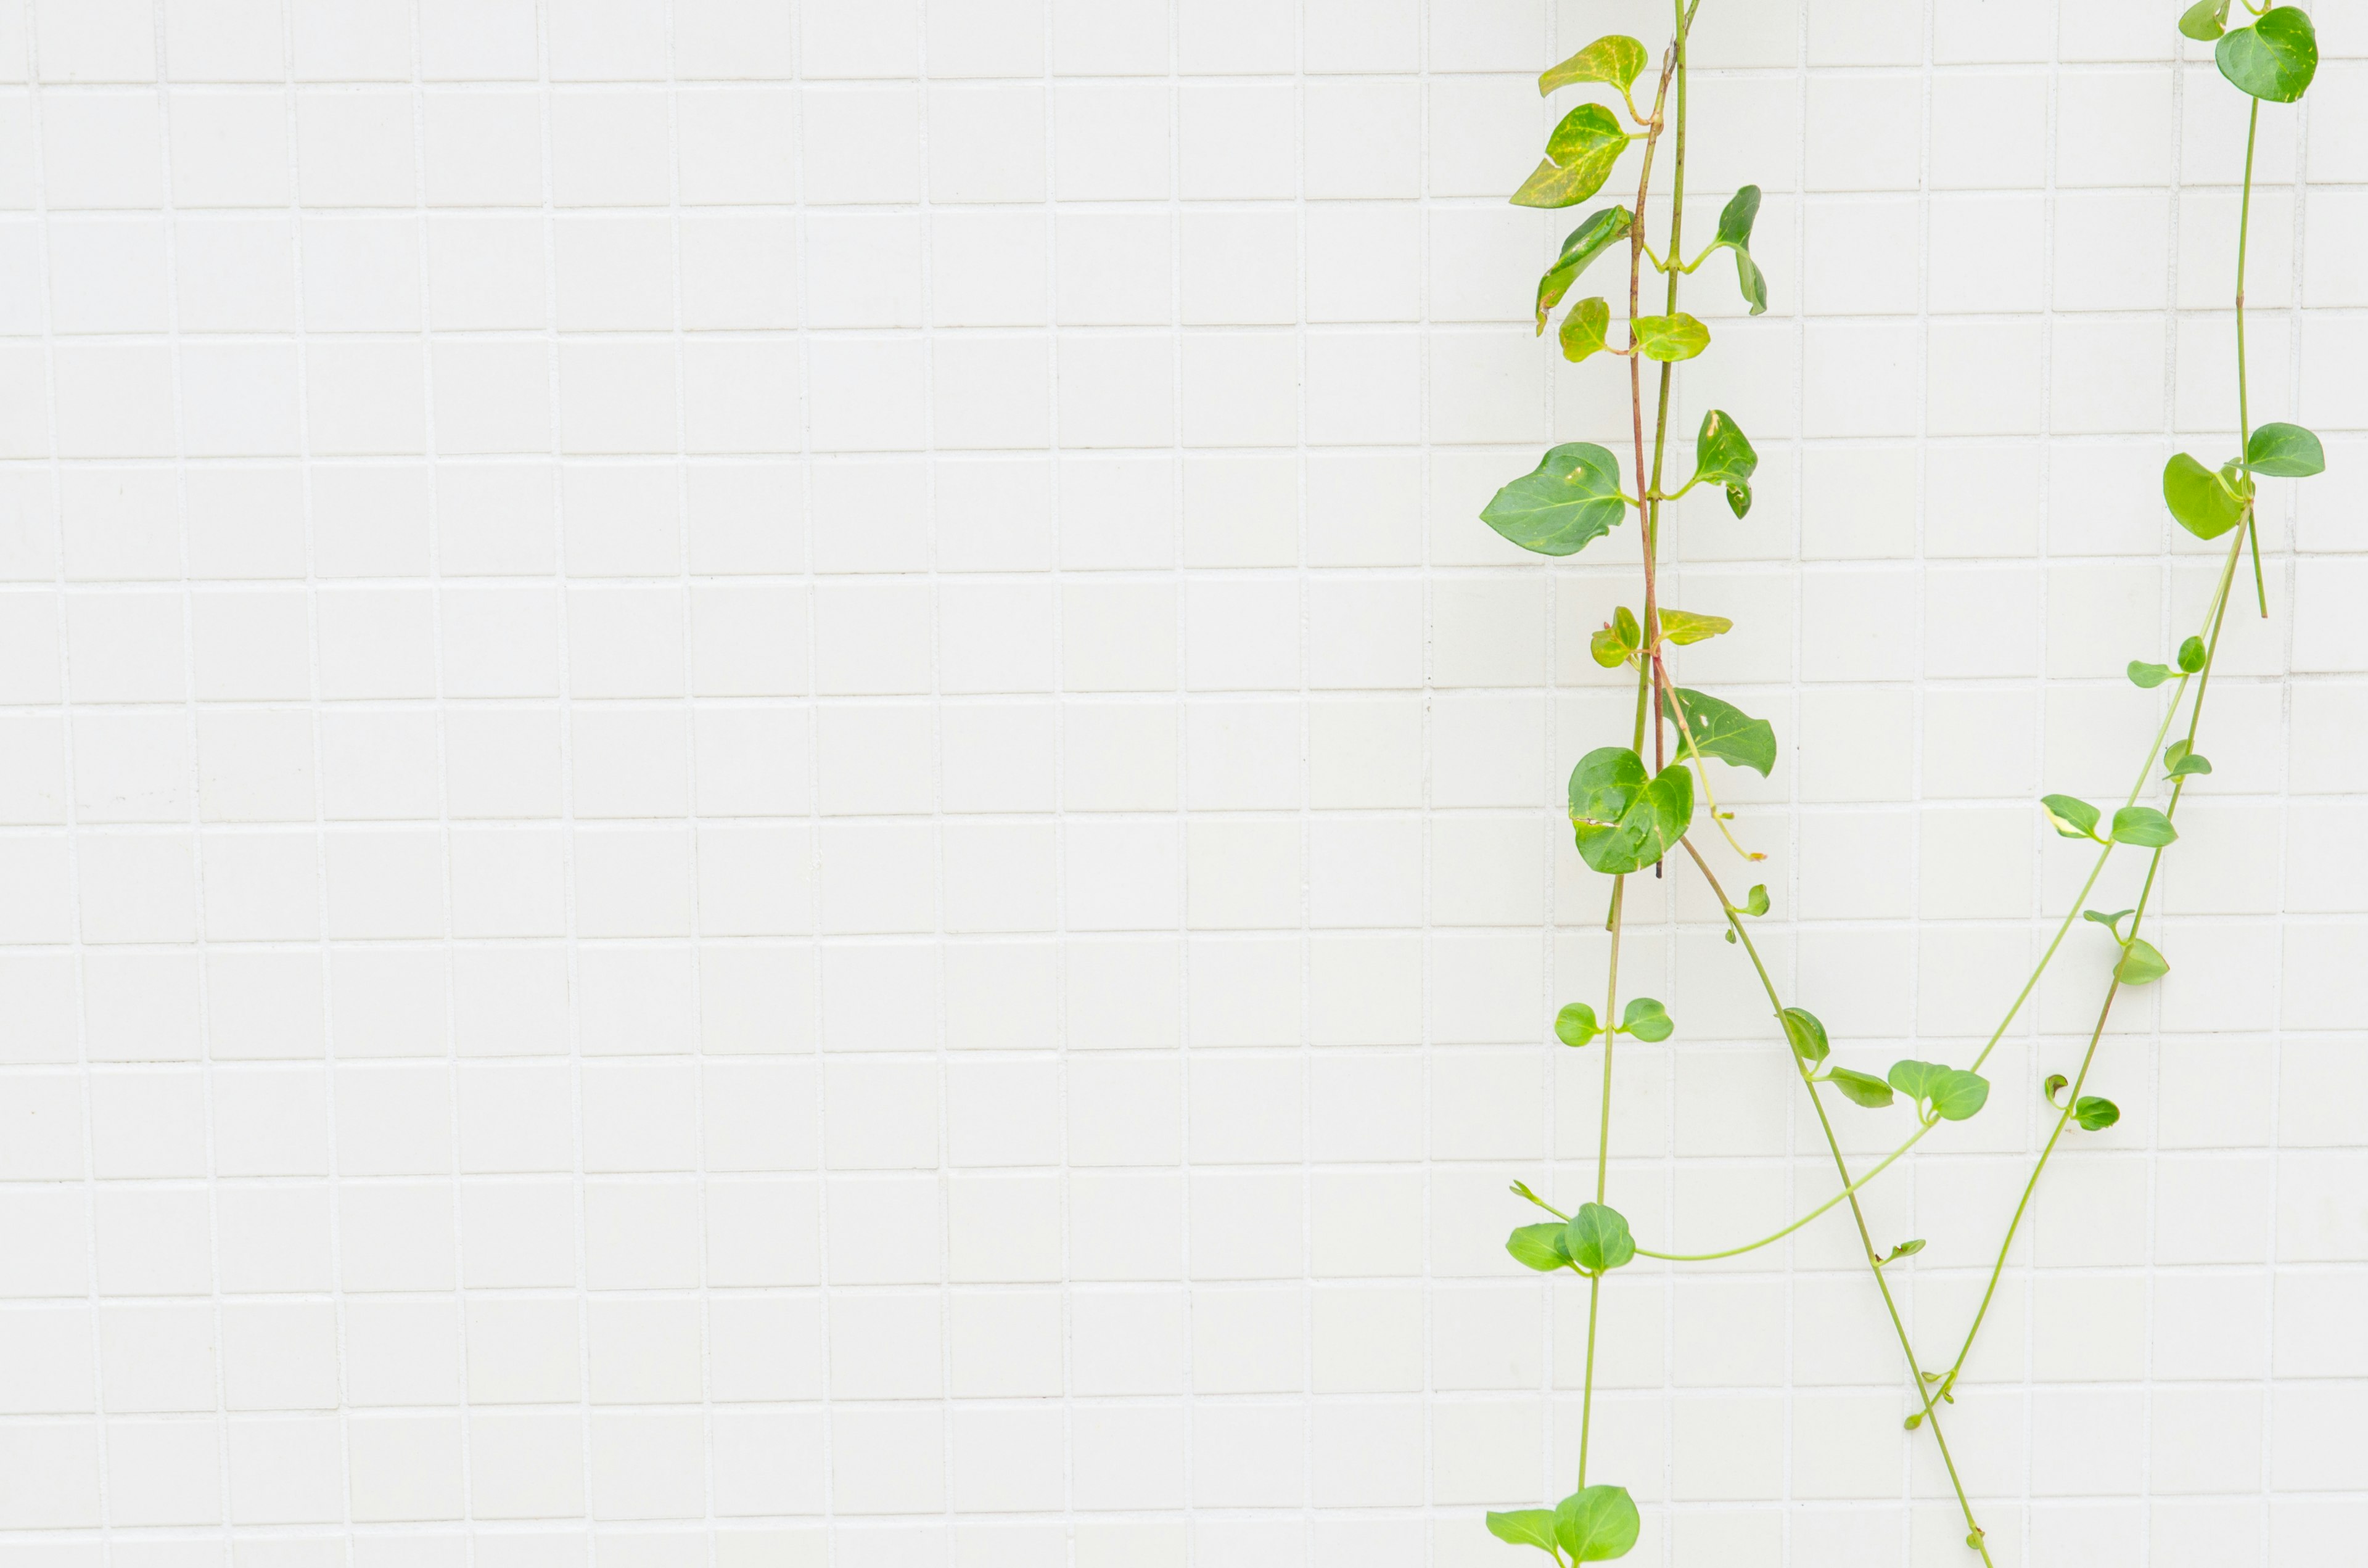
[1479,5,2324,1563]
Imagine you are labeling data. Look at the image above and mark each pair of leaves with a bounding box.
[1712,185,1769,315]
[2163,424,2324,540]
[1591,605,1731,670]
[1515,102,1635,209]
[1569,747,1695,875]
[1693,410,1758,517]
[1888,1060,1991,1123]
[2045,1075,2123,1131]
[1505,1201,1637,1277]
[2163,739,2213,780]
[1559,303,1712,365]
[2189,4,2318,102]
[2038,795,2179,848]
[1536,208,1634,334]
[1484,443,1627,557]
[1553,997,1672,1046]
[1488,1483,1642,1562]
[1662,687,1778,778]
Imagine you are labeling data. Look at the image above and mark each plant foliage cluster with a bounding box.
[1479,6,2321,1562]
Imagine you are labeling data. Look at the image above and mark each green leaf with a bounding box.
[2083,907,2135,937]
[2128,661,2173,689]
[1563,1202,1636,1275]
[1556,1484,1642,1562]
[2177,636,2207,674]
[1507,1222,1574,1272]
[2247,421,2325,477]
[2163,741,2213,779]
[2163,453,2247,540]
[1780,1007,1830,1068]
[1827,1065,1896,1109]
[1888,1059,1990,1122]
[1515,104,1633,209]
[1536,208,1635,332]
[1661,686,1777,778]
[1691,409,1758,519]
[2115,938,2169,985]
[1555,1003,1601,1047]
[1714,186,1768,316]
[2179,0,2232,41]
[2110,806,2179,848]
[1487,1509,1564,1555]
[1743,883,1770,917]
[1568,747,1695,876]
[1560,297,1614,363]
[2073,1095,2120,1131]
[2218,6,2317,103]
[1621,997,1672,1043]
[1658,607,1732,645]
[1632,313,1710,363]
[1483,443,1627,557]
[2044,1072,2070,1104]
[1540,35,1650,96]
[1879,1238,1925,1265]
[2040,794,2101,840]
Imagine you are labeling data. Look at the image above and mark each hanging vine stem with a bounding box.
[1477,6,2322,1564]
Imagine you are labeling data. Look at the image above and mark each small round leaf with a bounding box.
[1507,1222,1574,1273]
[2247,421,2325,477]
[1563,1202,1636,1275]
[1621,997,1672,1043]
[1555,1484,1642,1562]
[1555,1003,1601,1047]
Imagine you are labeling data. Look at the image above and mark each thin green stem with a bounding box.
[1576,1272,1603,1488]
[1684,841,1994,1564]
[2237,98,2267,617]
[1942,519,2248,1392]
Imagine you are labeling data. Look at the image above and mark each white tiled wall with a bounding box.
[0,0,2364,1562]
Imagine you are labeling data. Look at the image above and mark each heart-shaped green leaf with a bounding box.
[1507,1222,1574,1272]
[1827,1065,1896,1109]
[1556,1484,1642,1561]
[1483,443,1627,557]
[1742,883,1770,917]
[1561,297,1614,363]
[2218,6,2317,102]
[1888,1060,1989,1122]
[2040,794,2101,840]
[2247,421,2325,477]
[1563,1202,1636,1275]
[2128,661,2172,689]
[1692,409,1758,518]
[1714,186,1768,315]
[1657,608,1732,645]
[2181,0,2235,40]
[2115,938,2170,985]
[2110,806,2179,848]
[1540,35,1650,96]
[1781,1007,1830,1067]
[1555,1003,1601,1046]
[1568,746,1695,875]
[1661,686,1777,777]
[2180,0,2232,40]
[1621,997,1672,1042]
[1514,104,1634,209]
[1488,1509,1564,1555]
[1632,312,1710,362]
[2073,1095,2120,1131]
[1536,207,1635,332]
[2163,452,2246,540]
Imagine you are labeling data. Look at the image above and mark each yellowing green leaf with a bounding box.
[1560,297,1613,363]
[1632,312,1710,362]
[1536,208,1634,332]
[1539,35,1650,96]
[1513,104,1633,210]
[1657,608,1732,646]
